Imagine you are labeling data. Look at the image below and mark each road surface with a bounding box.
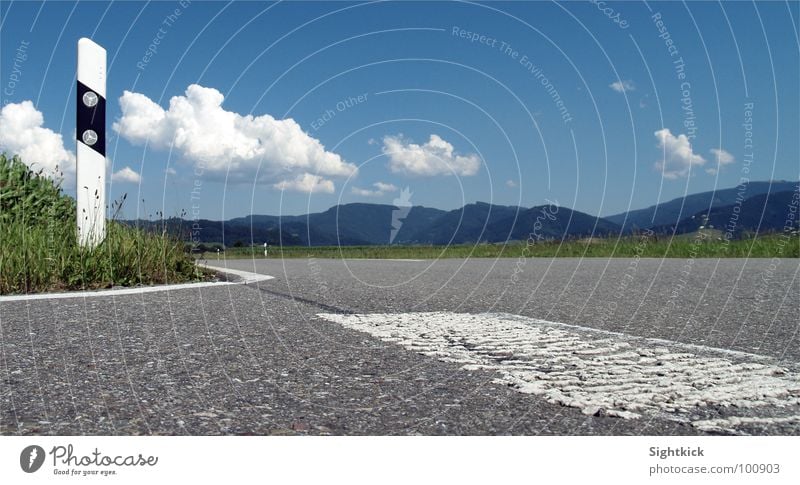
[1,258,798,435]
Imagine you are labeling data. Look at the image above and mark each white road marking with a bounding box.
[317,312,800,433]
[691,415,800,433]
[0,265,272,302]
[197,263,274,284]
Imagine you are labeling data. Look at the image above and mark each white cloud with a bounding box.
[111,166,142,183]
[0,101,75,179]
[505,179,518,188]
[165,167,177,175]
[351,187,380,197]
[113,84,355,190]
[383,134,481,177]
[710,148,734,165]
[373,181,397,192]
[609,80,635,93]
[705,148,735,174]
[653,128,706,179]
[351,181,398,197]
[273,173,334,194]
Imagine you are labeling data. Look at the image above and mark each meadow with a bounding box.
[201,231,799,261]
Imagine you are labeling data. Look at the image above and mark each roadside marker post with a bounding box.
[76,38,107,248]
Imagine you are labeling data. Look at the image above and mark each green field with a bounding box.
[0,154,210,295]
[201,231,799,261]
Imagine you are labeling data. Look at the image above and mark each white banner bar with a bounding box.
[1,436,798,484]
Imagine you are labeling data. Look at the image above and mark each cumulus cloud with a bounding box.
[383,134,481,177]
[373,181,397,192]
[653,128,706,179]
[505,179,518,188]
[705,148,735,175]
[0,101,75,179]
[273,173,334,194]
[111,166,142,183]
[113,84,355,192]
[710,148,734,165]
[351,181,398,197]
[609,80,635,93]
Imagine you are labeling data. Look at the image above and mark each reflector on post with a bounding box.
[76,37,106,248]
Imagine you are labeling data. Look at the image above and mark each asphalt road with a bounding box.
[1,257,798,435]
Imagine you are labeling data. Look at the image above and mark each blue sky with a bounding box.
[1,1,798,220]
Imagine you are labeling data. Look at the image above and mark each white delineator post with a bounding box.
[76,38,106,248]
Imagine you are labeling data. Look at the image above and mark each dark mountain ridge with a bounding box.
[123,181,798,246]
[606,180,798,231]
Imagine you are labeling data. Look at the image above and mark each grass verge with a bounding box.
[0,154,209,295]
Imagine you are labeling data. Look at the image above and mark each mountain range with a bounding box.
[127,180,799,246]
[605,181,798,231]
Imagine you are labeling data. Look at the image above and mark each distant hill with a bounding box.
[132,202,620,246]
[484,205,622,242]
[390,206,449,243]
[306,204,448,245]
[124,180,798,246]
[402,202,523,244]
[228,203,447,245]
[607,181,799,231]
[652,189,800,237]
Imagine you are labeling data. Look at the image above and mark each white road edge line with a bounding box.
[0,264,273,302]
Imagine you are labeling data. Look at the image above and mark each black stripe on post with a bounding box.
[76,80,105,156]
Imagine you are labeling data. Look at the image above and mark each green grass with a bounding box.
[0,153,209,295]
[204,232,799,260]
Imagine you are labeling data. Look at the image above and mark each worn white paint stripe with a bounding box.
[197,263,274,285]
[0,265,272,302]
[691,415,800,433]
[508,314,774,361]
[317,312,800,433]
